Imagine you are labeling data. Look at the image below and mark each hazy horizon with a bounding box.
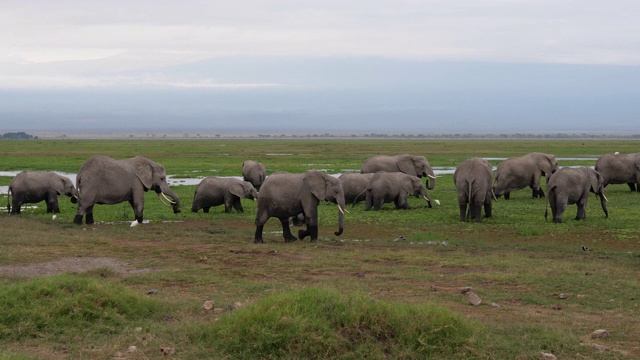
[1,1,639,134]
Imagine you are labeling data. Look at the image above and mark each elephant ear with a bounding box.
[304,171,328,201]
[131,156,154,190]
[49,176,66,195]
[536,154,555,176]
[397,157,417,176]
[588,169,601,193]
[229,182,245,198]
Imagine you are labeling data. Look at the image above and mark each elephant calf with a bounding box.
[546,167,608,223]
[364,172,431,211]
[242,160,266,191]
[453,158,494,222]
[192,177,258,213]
[8,171,78,215]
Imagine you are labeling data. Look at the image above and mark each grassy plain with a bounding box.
[0,139,639,359]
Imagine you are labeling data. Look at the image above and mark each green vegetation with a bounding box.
[0,139,639,359]
[0,132,38,140]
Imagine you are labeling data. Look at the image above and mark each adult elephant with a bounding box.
[242,160,266,191]
[545,167,608,223]
[360,154,437,189]
[493,152,558,200]
[254,170,345,243]
[8,171,78,215]
[594,152,640,191]
[191,177,258,213]
[453,158,494,222]
[74,155,180,225]
[338,172,375,206]
[364,172,432,211]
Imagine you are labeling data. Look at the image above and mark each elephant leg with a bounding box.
[504,191,510,200]
[254,223,265,243]
[553,201,566,223]
[233,198,244,213]
[484,200,492,218]
[471,204,482,222]
[538,188,545,198]
[458,201,467,222]
[364,192,373,211]
[10,199,20,215]
[131,200,144,224]
[575,199,587,220]
[300,225,318,242]
[627,182,637,192]
[203,207,210,213]
[280,217,298,242]
[373,196,384,210]
[298,226,310,240]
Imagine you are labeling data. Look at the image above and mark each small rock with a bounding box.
[430,285,438,292]
[128,346,137,353]
[490,302,501,308]
[591,329,610,339]
[268,250,278,254]
[134,327,143,332]
[558,293,569,299]
[233,302,244,309]
[593,344,608,351]
[146,289,159,295]
[356,273,365,278]
[202,300,214,311]
[539,351,557,360]
[552,304,562,310]
[393,235,405,242]
[213,308,225,314]
[160,347,175,356]
[468,292,482,306]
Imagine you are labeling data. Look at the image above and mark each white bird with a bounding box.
[434,199,441,205]
[130,221,139,227]
[52,215,57,220]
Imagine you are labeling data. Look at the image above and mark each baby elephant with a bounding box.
[191,177,258,213]
[365,172,431,211]
[453,158,494,222]
[546,167,608,223]
[8,171,78,215]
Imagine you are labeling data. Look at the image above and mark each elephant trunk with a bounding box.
[158,186,181,214]
[426,174,436,190]
[599,193,608,219]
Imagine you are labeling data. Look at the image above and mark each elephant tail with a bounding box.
[6,186,11,213]
[352,189,367,207]
[544,185,556,221]
[465,180,474,222]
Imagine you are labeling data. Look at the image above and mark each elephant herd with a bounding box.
[6,152,640,241]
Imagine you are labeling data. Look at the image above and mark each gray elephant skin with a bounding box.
[242,160,266,191]
[360,154,437,189]
[8,171,78,215]
[546,167,608,223]
[493,152,559,200]
[365,172,431,211]
[594,152,640,191]
[254,170,345,243]
[453,158,494,222]
[191,177,258,213]
[74,155,180,225]
[339,172,375,206]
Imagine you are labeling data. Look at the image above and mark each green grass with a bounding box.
[1,138,639,359]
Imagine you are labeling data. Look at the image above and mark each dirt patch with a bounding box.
[0,257,153,278]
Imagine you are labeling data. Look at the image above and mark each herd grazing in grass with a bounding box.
[7,151,639,242]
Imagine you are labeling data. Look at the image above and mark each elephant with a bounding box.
[545,167,608,223]
[242,160,266,191]
[364,172,432,211]
[453,158,495,222]
[360,154,437,189]
[73,155,180,225]
[594,152,640,191]
[493,152,559,200]
[254,170,345,243]
[7,171,78,215]
[338,172,375,206]
[191,177,258,213]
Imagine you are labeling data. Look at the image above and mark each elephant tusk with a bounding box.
[427,174,437,179]
[337,205,345,215]
[423,195,430,201]
[157,193,172,207]
[601,193,609,202]
[491,189,498,201]
[161,192,177,205]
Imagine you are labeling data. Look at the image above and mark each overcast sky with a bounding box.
[1,0,639,134]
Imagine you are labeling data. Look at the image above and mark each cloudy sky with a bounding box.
[1,0,639,134]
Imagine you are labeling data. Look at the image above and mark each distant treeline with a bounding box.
[1,132,38,140]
